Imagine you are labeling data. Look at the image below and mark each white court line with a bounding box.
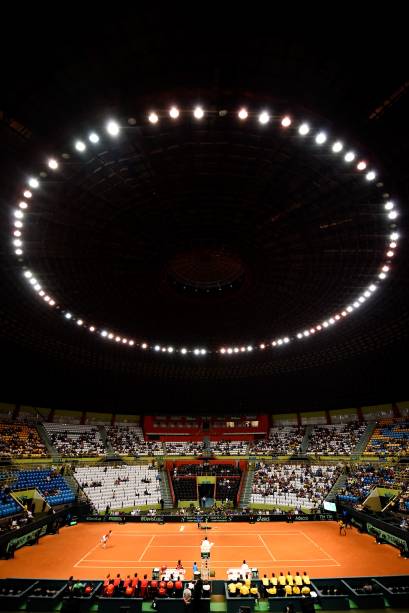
[139,535,155,561]
[258,534,276,561]
[146,545,267,548]
[76,563,340,569]
[109,532,300,536]
[299,531,341,566]
[74,542,104,568]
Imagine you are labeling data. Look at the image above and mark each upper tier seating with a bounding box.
[106,425,163,455]
[74,464,161,511]
[163,442,205,455]
[251,462,340,510]
[249,426,305,455]
[306,423,367,455]
[210,441,249,455]
[43,423,105,456]
[364,419,409,456]
[0,424,47,459]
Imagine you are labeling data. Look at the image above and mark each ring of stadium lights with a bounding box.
[11,107,401,358]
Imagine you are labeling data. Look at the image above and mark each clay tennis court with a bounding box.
[0,521,407,580]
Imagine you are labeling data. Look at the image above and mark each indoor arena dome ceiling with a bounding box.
[0,14,408,409]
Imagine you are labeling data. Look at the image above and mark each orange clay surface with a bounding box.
[0,521,408,580]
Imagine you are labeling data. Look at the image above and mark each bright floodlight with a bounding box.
[391,232,399,241]
[154,345,160,351]
[167,106,178,119]
[19,201,28,209]
[77,319,83,326]
[106,120,120,136]
[388,210,398,220]
[298,123,310,135]
[167,347,174,353]
[101,330,108,337]
[379,272,386,279]
[14,230,21,237]
[258,111,270,124]
[238,108,248,120]
[297,333,303,339]
[201,349,206,355]
[366,170,376,181]
[13,239,22,247]
[14,209,24,219]
[357,161,367,171]
[332,141,343,153]
[65,312,72,319]
[193,106,204,119]
[28,177,39,189]
[129,340,134,346]
[344,151,355,162]
[148,112,159,124]
[48,158,58,170]
[315,131,327,145]
[89,132,100,143]
[384,201,394,210]
[89,326,95,332]
[24,270,32,279]
[75,140,86,152]
[14,220,23,228]
[194,348,200,355]
[23,190,32,199]
[181,348,187,354]
[281,116,291,127]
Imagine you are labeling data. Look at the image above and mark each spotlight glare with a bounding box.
[19,201,28,209]
[390,242,397,249]
[315,131,327,144]
[28,178,39,189]
[48,158,58,170]
[390,232,399,241]
[148,112,159,124]
[281,115,291,127]
[297,333,303,339]
[24,271,32,279]
[89,132,100,143]
[259,343,265,349]
[366,170,376,181]
[23,190,32,199]
[238,108,248,120]
[388,210,398,220]
[233,347,239,353]
[194,348,200,355]
[169,106,180,119]
[167,347,174,353]
[89,326,95,332]
[382,265,389,272]
[65,312,72,319]
[108,333,114,339]
[49,300,55,306]
[247,345,253,351]
[77,319,83,326]
[75,140,86,152]
[39,290,45,297]
[129,340,134,346]
[344,151,355,162]
[201,349,206,355]
[384,201,394,210]
[101,330,108,337]
[387,250,394,257]
[258,111,270,125]
[106,120,120,136]
[332,141,343,153]
[141,343,148,349]
[369,284,377,292]
[14,209,24,219]
[13,239,22,247]
[193,106,204,119]
[379,272,386,279]
[357,161,367,171]
[154,345,160,351]
[298,122,310,135]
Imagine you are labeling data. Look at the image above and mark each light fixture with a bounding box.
[366,170,376,181]
[258,111,270,124]
[48,158,58,170]
[89,132,100,143]
[75,140,86,152]
[106,120,120,136]
[298,123,310,135]
[344,151,355,162]
[332,141,343,153]
[28,178,39,189]
[315,131,327,144]
[281,116,291,127]
[148,112,159,124]
[23,190,32,199]
[169,106,180,119]
[193,106,204,119]
[238,108,248,120]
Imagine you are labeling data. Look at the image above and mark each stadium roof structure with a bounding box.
[0,13,408,412]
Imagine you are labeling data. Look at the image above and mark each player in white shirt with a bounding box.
[100,529,112,549]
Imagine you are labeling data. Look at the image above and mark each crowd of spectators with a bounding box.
[365,419,409,457]
[337,463,409,506]
[251,463,340,511]
[306,423,367,456]
[250,427,305,455]
[174,463,241,477]
[0,424,47,458]
[210,441,248,455]
[44,424,105,456]
[163,442,205,455]
[100,572,211,601]
[228,570,313,598]
[106,426,164,456]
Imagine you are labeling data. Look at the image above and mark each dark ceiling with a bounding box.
[0,12,408,412]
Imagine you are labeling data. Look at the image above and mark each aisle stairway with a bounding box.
[239,465,254,508]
